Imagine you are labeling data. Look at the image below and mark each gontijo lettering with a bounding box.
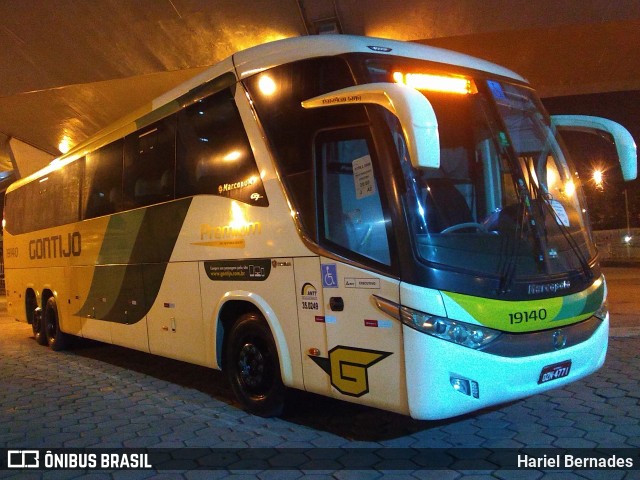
[29,232,81,259]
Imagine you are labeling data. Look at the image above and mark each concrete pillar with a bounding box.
[6,136,55,179]
[0,134,14,174]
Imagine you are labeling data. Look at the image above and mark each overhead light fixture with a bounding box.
[58,136,72,154]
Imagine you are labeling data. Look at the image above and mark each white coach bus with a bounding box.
[3,35,637,420]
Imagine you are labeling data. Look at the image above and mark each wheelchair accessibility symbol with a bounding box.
[322,264,338,288]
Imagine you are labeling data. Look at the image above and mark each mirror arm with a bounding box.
[552,114,637,181]
[302,82,440,170]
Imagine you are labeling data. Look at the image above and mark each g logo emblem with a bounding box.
[310,346,392,397]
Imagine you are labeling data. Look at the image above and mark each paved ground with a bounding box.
[604,267,640,337]
[0,267,639,479]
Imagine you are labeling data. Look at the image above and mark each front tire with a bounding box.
[44,297,71,351]
[224,313,285,417]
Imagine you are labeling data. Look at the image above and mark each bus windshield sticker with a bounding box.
[204,259,271,281]
[550,200,570,227]
[353,155,376,199]
[487,80,506,100]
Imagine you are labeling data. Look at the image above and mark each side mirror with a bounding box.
[551,115,638,181]
[301,82,440,169]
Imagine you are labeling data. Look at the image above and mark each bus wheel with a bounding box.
[27,290,48,346]
[32,307,48,346]
[44,297,71,351]
[224,313,285,417]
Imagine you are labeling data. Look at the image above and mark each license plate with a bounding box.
[538,360,572,384]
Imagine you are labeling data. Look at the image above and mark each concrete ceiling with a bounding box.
[1,0,640,177]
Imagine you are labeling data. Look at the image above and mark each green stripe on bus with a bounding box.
[442,277,605,333]
[97,209,145,264]
[75,198,192,324]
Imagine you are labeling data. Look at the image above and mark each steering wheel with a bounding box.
[441,222,489,234]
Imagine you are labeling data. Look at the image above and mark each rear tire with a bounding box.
[32,307,48,346]
[27,290,47,346]
[44,297,71,351]
[224,313,285,417]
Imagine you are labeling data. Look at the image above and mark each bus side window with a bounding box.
[176,87,268,206]
[316,129,392,266]
[5,161,82,234]
[124,116,176,209]
[83,140,124,219]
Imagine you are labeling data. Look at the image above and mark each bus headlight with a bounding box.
[400,306,501,349]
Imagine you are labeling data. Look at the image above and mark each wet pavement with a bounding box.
[0,267,639,479]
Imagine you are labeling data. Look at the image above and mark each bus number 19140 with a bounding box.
[509,308,547,325]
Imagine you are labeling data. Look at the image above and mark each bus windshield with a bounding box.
[364,58,595,283]
[244,53,597,288]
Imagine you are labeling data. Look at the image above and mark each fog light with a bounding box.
[450,376,479,398]
[451,377,469,395]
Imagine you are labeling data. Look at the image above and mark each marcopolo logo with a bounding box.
[29,232,81,260]
[527,280,571,295]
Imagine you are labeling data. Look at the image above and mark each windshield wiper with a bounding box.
[499,162,573,294]
[522,154,593,281]
[498,177,547,294]
[497,191,526,294]
[540,195,593,281]
[524,183,552,269]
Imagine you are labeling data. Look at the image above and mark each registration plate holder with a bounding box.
[538,360,572,385]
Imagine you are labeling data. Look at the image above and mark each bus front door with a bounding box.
[318,260,407,414]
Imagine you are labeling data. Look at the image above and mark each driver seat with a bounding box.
[424,178,473,232]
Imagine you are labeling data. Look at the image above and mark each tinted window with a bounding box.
[83,140,123,219]
[57,160,83,227]
[176,87,267,206]
[5,188,25,234]
[243,56,362,239]
[6,78,266,234]
[6,160,82,234]
[124,116,176,209]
